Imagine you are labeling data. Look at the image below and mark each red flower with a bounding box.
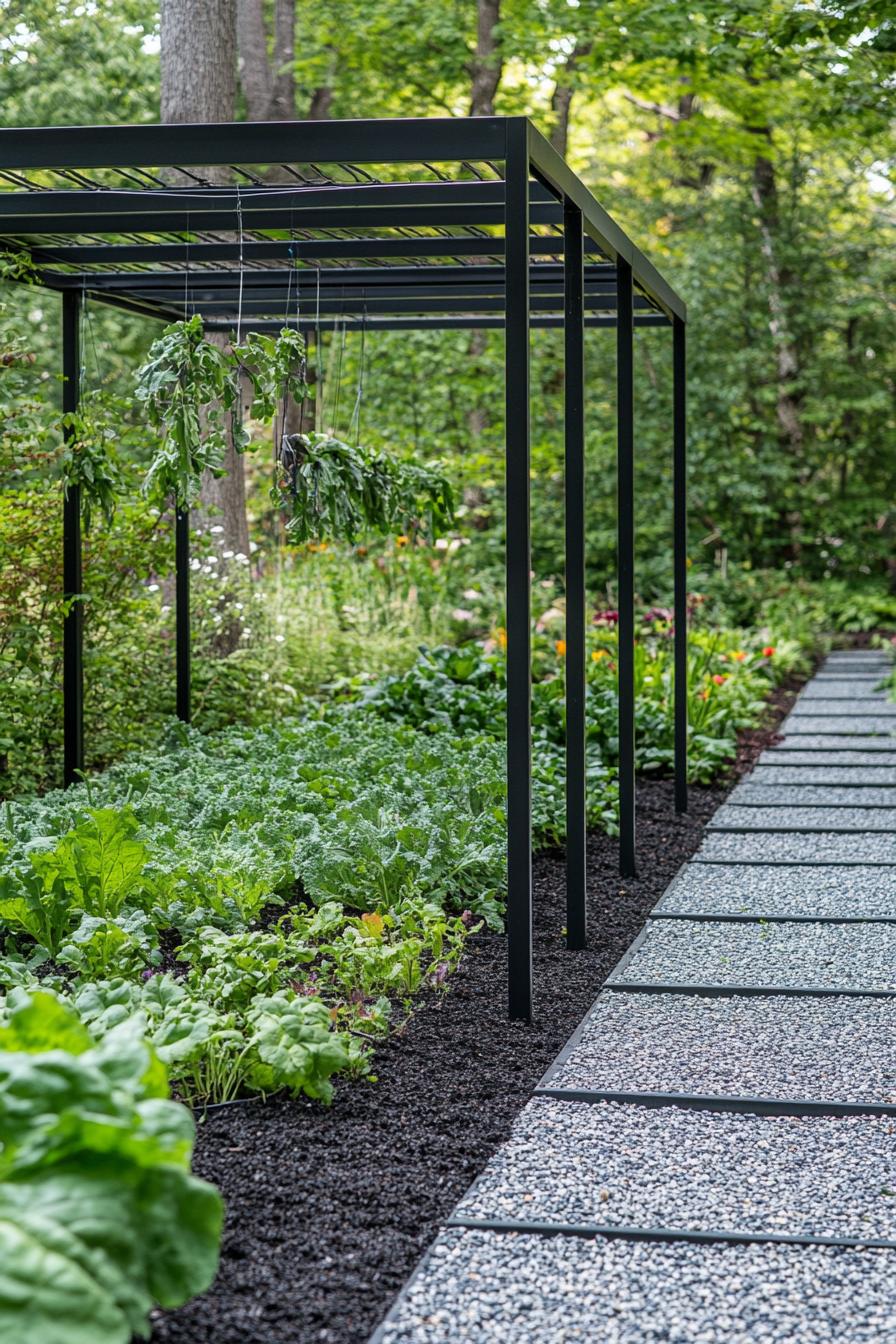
[712,673,727,685]
[762,645,775,658]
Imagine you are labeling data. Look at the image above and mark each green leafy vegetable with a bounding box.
[0,992,222,1344]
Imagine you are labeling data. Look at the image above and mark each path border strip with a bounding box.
[605,980,896,1000]
[533,1086,896,1119]
[443,1216,896,1253]
[650,911,896,925]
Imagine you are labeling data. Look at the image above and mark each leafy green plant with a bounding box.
[276,432,454,543]
[233,326,307,423]
[135,315,243,508]
[59,394,127,531]
[0,991,222,1344]
[42,807,151,919]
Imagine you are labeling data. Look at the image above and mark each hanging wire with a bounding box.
[328,317,347,436]
[235,187,245,344]
[349,313,367,446]
[314,267,323,433]
[183,213,190,319]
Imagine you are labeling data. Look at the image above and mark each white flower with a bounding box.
[190,558,201,571]
[274,634,285,644]
[222,549,234,559]
[435,538,449,551]
[147,583,159,593]
[452,608,474,622]
[210,525,224,534]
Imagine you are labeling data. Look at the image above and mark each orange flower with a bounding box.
[496,627,507,650]
[732,651,746,661]
[395,534,409,547]
[762,645,775,657]
[591,649,608,662]
[712,673,727,685]
[555,639,567,656]
[700,689,711,700]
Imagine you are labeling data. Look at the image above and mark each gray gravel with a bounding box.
[799,684,887,699]
[709,804,896,832]
[454,1099,896,1240]
[729,783,896,807]
[781,718,896,736]
[547,991,896,1102]
[791,700,896,716]
[616,920,896,990]
[656,862,896,919]
[378,1230,896,1344]
[696,831,896,863]
[770,736,896,752]
[760,748,896,765]
[741,774,896,790]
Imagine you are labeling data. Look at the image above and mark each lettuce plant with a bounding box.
[0,992,222,1344]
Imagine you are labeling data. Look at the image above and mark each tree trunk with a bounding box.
[236,0,295,122]
[160,0,250,643]
[748,137,803,458]
[549,41,592,159]
[160,0,236,134]
[469,0,502,116]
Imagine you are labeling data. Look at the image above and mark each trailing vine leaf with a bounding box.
[233,327,308,424]
[135,316,241,509]
[59,395,127,532]
[276,432,455,543]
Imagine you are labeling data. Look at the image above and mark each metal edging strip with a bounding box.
[533,1087,896,1119]
[442,1216,896,1253]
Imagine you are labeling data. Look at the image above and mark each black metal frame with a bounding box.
[0,116,689,1020]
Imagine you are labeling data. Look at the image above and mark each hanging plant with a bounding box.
[59,394,127,532]
[135,318,308,509]
[135,315,241,509]
[276,432,454,544]
[233,327,307,424]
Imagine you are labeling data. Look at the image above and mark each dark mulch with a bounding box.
[151,694,796,1344]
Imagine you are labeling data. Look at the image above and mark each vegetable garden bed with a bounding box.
[148,685,801,1344]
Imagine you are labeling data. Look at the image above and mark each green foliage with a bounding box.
[59,395,128,532]
[276,432,455,544]
[233,327,308,424]
[0,991,222,1344]
[135,316,243,509]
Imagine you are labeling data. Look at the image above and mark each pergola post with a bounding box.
[62,290,83,787]
[564,198,587,949]
[505,119,533,1020]
[673,316,688,812]
[616,257,636,878]
[175,508,191,723]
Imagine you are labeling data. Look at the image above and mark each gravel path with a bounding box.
[546,992,896,1102]
[371,653,896,1343]
[376,1230,896,1344]
[769,736,896,751]
[615,920,896,991]
[751,766,896,784]
[729,783,896,807]
[790,701,896,717]
[799,685,888,698]
[760,747,896,765]
[710,804,896,831]
[781,717,896,736]
[656,862,896,918]
[696,831,896,863]
[453,1098,896,1239]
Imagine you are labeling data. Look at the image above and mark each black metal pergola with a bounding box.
[0,116,688,1021]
